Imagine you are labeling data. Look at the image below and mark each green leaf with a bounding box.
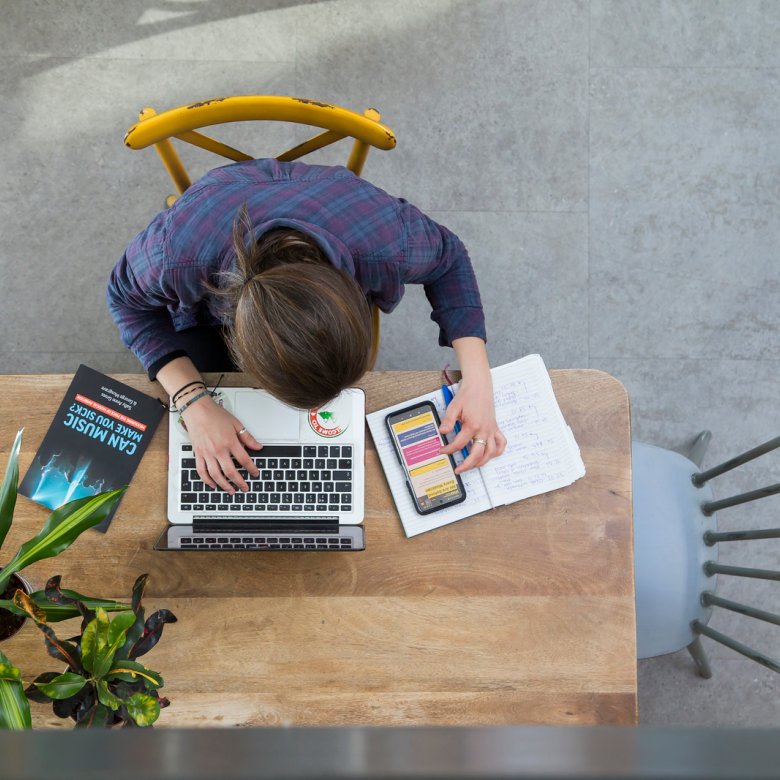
[33,672,87,700]
[81,611,107,676]
[0,648,31,730]
[0,487,126,593]
[0,429,23,550]
[75,702,110,728]
[108,659,163,690]
[96,680,122,712]
[125,693,160,727]
[0,592,130,623]
[90,609,134,679]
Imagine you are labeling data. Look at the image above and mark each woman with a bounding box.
[107,158,506,494]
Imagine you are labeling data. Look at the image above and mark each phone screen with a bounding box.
[386,403,466,514]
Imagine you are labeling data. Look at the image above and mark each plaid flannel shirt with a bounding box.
[106,158,486,377]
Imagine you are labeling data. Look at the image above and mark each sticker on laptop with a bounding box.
[308,400,349,438]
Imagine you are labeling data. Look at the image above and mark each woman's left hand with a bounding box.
[438,369,507,474]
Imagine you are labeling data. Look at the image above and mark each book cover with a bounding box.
[19,365,165,532]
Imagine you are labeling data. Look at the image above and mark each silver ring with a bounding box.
[238,428,248,436]
[472,437,487,447]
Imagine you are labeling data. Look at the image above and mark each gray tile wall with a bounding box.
[1,0,778,725]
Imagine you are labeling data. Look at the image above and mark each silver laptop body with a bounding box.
[155,387,365,551]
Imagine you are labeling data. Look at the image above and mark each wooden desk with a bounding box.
[0,370,635,727]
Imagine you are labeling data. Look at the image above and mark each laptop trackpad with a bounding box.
[234,390,301,442]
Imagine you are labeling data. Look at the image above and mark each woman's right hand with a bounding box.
[180,395,262,493]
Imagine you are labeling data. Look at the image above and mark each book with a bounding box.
[19,365,165,533]
[366,354,586,537]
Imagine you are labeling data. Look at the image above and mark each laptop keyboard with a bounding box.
[178,444,353,514]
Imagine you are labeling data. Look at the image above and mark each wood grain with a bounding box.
[0,369,636,726]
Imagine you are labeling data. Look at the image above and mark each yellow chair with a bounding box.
[124,95,397,370]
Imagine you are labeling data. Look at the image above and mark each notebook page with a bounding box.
[366,390,492,537]
[478,354,585,507]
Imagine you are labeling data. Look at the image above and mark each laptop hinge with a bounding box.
[193,515,340,534]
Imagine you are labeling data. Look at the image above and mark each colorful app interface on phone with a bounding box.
[391,410,461,510]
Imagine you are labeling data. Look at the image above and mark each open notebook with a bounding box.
[366,354,586,537]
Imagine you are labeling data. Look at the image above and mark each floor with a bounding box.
[1,0,778,726]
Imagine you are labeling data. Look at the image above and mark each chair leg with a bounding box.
[686,636,713,679]
[688,430,712,468]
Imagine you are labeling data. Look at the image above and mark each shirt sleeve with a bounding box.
[106,211,189,375]
[398,201,487,347]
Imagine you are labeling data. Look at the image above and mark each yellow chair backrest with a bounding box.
[124,95,397,370]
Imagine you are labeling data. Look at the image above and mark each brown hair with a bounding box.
[210,205,372,409]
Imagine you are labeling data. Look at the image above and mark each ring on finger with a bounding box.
[238,428,247,436]
[472,437,487,447]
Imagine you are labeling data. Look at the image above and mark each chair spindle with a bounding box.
[701,592,780,627]
[704,527,780,545]
[692,620,780,673]
[701,483,780,516]
[704,562,780,581]
[692,435,780,487]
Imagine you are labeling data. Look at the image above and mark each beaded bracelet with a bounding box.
[171,380,206,405]
[177,389,212,414]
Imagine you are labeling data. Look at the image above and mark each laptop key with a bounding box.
[182,458,196,468]
[280,459,290,468]
[282,493,293,503]
[271,493,281,503]
[333,470,351,480]
[338,459,352,469]
[341,494,352,503]
[294,493,304,503]
[259,494,269,503]
[264,481,275,491]
[315,459,326,469]
[182,444,193,451]
[304,504,315,511]
[223,494,233,503]
[329,446,340,457]
[267,505,279,511]
[206,505,217,511]
[285,470,295,480]
[276,482,287,492]
[305,493,316,503]
[279,506,291,511]
[312,482,323,492]
[261,470,272,480]
[181,544,197,549]
[194,504,204,511]
[304,446,316,457]
[303,459,314,469]
[327,459,337,469]
[247,492,257,502]
[273,470,284,480]
[199,493,210,503]
[324,482,334,492]
[329,505,340,512]
[335,483,351,492]
[242,505,254,511]
[268,459,278,468]
[292,505,303,511]
[181,493,196,503]
[317,494,327,504]
[180,505,192,511]
[234,493,245,504]
[316,505,328,511]
[318,446,328,457]
[342,505,352,511]
[230,506,241,511]
[342,446,352,456]
[292,459,302,468]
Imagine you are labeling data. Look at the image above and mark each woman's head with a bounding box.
[212,206,372,409]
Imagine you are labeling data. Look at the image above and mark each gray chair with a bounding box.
[633,431,780,677]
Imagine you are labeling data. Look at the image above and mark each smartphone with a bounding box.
[385,400,467,515]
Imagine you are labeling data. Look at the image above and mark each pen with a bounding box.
[441,384,470,460]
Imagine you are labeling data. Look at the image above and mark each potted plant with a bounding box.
[17,573,176,727]
[0,429,128,728]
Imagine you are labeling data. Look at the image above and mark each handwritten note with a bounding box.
[366,354,586,538]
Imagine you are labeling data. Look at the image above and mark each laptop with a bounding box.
[154,386,365,551]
